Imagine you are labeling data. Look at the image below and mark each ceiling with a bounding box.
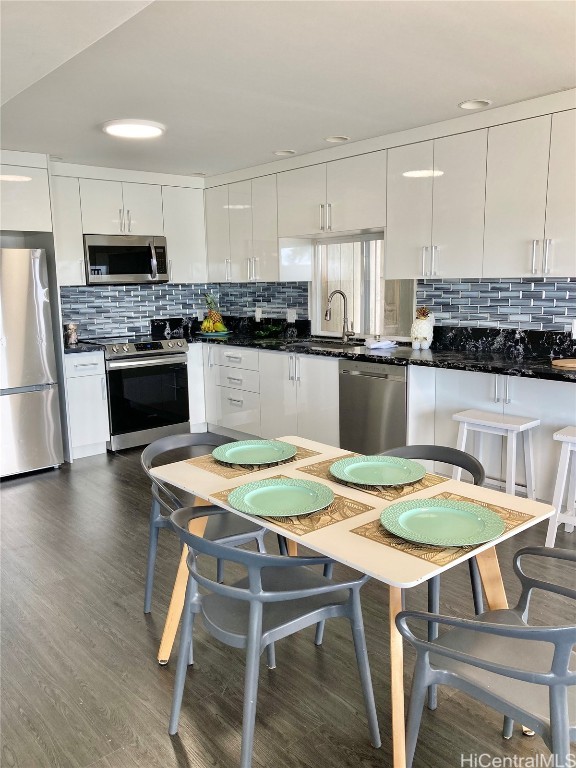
[1,0,575,177]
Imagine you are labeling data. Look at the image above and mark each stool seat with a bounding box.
[545,426,576,547]
[452,410,540,498]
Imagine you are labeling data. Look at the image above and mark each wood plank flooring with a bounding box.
[1,449,574,768]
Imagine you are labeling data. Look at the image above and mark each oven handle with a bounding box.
[150,242,158,280]
[107,354,187,370]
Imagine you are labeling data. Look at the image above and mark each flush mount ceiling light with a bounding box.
[402,170,444,178]
[102,119,166,139]
[274,150,296,156]
[458,99,492,110]
[325,136,350,143]
[224,204,252,210]
[0,174,32,182]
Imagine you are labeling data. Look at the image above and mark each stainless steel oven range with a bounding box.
[91,336,190,451]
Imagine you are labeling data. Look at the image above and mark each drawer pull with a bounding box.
[225,354,242,362]
[227,376,243,384]
[228,397,244,406]
[74,362,99,368]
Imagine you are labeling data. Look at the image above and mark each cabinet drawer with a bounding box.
[210,345,259,370]
[218,387,261,434]
[215,366,259,393]
[65,352,105,377]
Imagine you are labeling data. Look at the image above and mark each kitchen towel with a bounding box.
[364,339,397,349]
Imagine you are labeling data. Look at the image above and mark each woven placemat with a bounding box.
[185,445,320,479]
[351,491,533,567]
[297,456,449,500]
[211,474,375,536]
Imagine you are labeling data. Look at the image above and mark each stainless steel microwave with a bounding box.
[83,235,169,285]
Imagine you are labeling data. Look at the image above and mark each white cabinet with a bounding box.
[64,352,110,459]
[483,116,552,277]
[187,343,206,430]
[51,176,86,286]
[205,185,231,282]
[251,175,279,282]
[277,165,326,237]
[386,132,487,279]
[543,110,576,277]
[203,345,260,437]
[162,186,207,283]
[259,351,339,446]
[228,180,253,282]
[79,178,163,235]
[0,165,52,231]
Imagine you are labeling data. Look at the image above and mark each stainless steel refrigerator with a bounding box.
[0,248,64,476]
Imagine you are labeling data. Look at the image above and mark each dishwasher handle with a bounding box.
[340,368,406,383]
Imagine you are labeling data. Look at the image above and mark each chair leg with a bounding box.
[502,716,514,739]
[314,562,334,646]
[144,504,161,614]
[405,657,429,768]
[266,642,276,670]
[277,534,288,556]
[256,531,267,554]
[426,576,439,710]
[216,558,224,583]
[546,443,571,547]
[468,558,485,615]
[549,688,571,768]
[350,596,381,748]
[240,606,263,768]
[168,577,195,735]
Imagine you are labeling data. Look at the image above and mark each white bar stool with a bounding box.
[452,409,540,498]
[545,426,576,547]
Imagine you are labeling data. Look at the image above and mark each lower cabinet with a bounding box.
[64,352,110,459]
[203,345,261,436]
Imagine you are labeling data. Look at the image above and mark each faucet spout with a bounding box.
[325,290,355,343]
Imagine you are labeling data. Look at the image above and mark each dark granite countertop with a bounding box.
[194,335,576,383]
[64,342,105,354]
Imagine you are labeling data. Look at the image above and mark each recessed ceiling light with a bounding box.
[274,150,296,156]
[0,174,32,182]
[402,170,444,178]
[102,119,166,139]
[224,204,252,210]
[458,99,492,110]
[325,136,350,143]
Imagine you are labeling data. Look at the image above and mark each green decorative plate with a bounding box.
[380,499,506,547]
[228,478,334,517]
[329,455,426,487]
[198,331,230,337]
[212,439,297,466]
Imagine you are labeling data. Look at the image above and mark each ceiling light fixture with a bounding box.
[102,119,166,139]
[0,174,32,182]
[325,136,350,143]
[274,150,296,156]
[458,99,492,110]
[402,170,444,178]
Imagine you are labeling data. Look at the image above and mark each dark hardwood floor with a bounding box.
[1,450,574,768]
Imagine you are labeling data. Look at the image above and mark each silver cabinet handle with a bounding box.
[74,362,99,368]
[247,258,251,280]
[227,376,243,384]
[225,258,231,281]
[79,258,85,282]
[252,257,258,281]
[228,397,243,406]
[543,239,552,274]
[421,246,429,277]
[119,208,124,233]
[168,259,173,281]
[288,354,294,381]
[224,354,242,362]
[127,209,132,233]
[504,376,511,404]
[494,375,500,403]
[295,355,300,382]
[327,202,332,231]
[207,346,213,367]
[320,203,325,231]
[531,240,540,275]
[101,376,106,400]
[431,245,438,276]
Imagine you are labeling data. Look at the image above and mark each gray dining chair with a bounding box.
[141,432,268,615]
[396,546,576,768]
[168,506,381,768]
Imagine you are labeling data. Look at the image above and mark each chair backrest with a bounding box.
[380,444,485,485]
[513,546,576,617]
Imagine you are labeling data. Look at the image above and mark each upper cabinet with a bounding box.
[161,186,207,283]
[0,165,52,232]
[277,153,386,237]
[79,178,164,235]
[228,180,253,281]
[51,176,86,286]
[251,175,279,282]
[385,131,487,279]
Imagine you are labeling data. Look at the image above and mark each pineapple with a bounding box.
[202,294,227,333]
[410,305,434,350]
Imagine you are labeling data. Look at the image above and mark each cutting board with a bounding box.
[551,358,576,369]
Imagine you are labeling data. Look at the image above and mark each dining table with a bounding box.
[150,434,555,768]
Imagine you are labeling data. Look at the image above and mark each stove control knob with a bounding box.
[176,340,183,347]
[167,341,174,348]
[122,345,129,352]
[112,345,118,353]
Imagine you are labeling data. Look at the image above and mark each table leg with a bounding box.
[474,547,508,610]
[389,586,406,768]
[286,539,298,556]
[157,503,209,665]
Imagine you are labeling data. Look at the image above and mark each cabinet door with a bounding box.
[79,178,123,234]
[385,141,433,279]
[251,175,279,281]
[67,374,110,456]
[205,186,231,282]
[431,130,487,278]
[187,344,206,429]
[434,368,503,482]
[544,110,576,277]
[0,165,52,232]
[277,165,326,237]
[51,176,86,286]
[296,356,339,446]
[326,151,386,232]
[259,351,298,438]
[203,344,220,425]
[483,116,551,277]
[162,186,207,283]
[122,182,163,235]
[228,180,253,282]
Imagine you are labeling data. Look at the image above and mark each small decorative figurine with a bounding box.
[410,306,434,350]
[65,322,78,347]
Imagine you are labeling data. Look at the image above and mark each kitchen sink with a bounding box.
[288,341,364,354]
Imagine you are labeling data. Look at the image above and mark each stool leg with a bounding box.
[523,429,536,500]
[454,423,467,480]
[506,432,517,496]
[546,442,571,547]
[565,449,576,533]
[476,431,484,474]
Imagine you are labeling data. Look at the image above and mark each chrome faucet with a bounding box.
[324,289,355,343]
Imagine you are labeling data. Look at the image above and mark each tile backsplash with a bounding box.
[417,277,576,332]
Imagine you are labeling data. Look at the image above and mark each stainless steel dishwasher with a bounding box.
[339,360,407,454]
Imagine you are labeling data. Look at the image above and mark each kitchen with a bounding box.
[1,2,576,767]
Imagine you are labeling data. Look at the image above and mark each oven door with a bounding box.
[84,235,168,285]
[106,355,189,443]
